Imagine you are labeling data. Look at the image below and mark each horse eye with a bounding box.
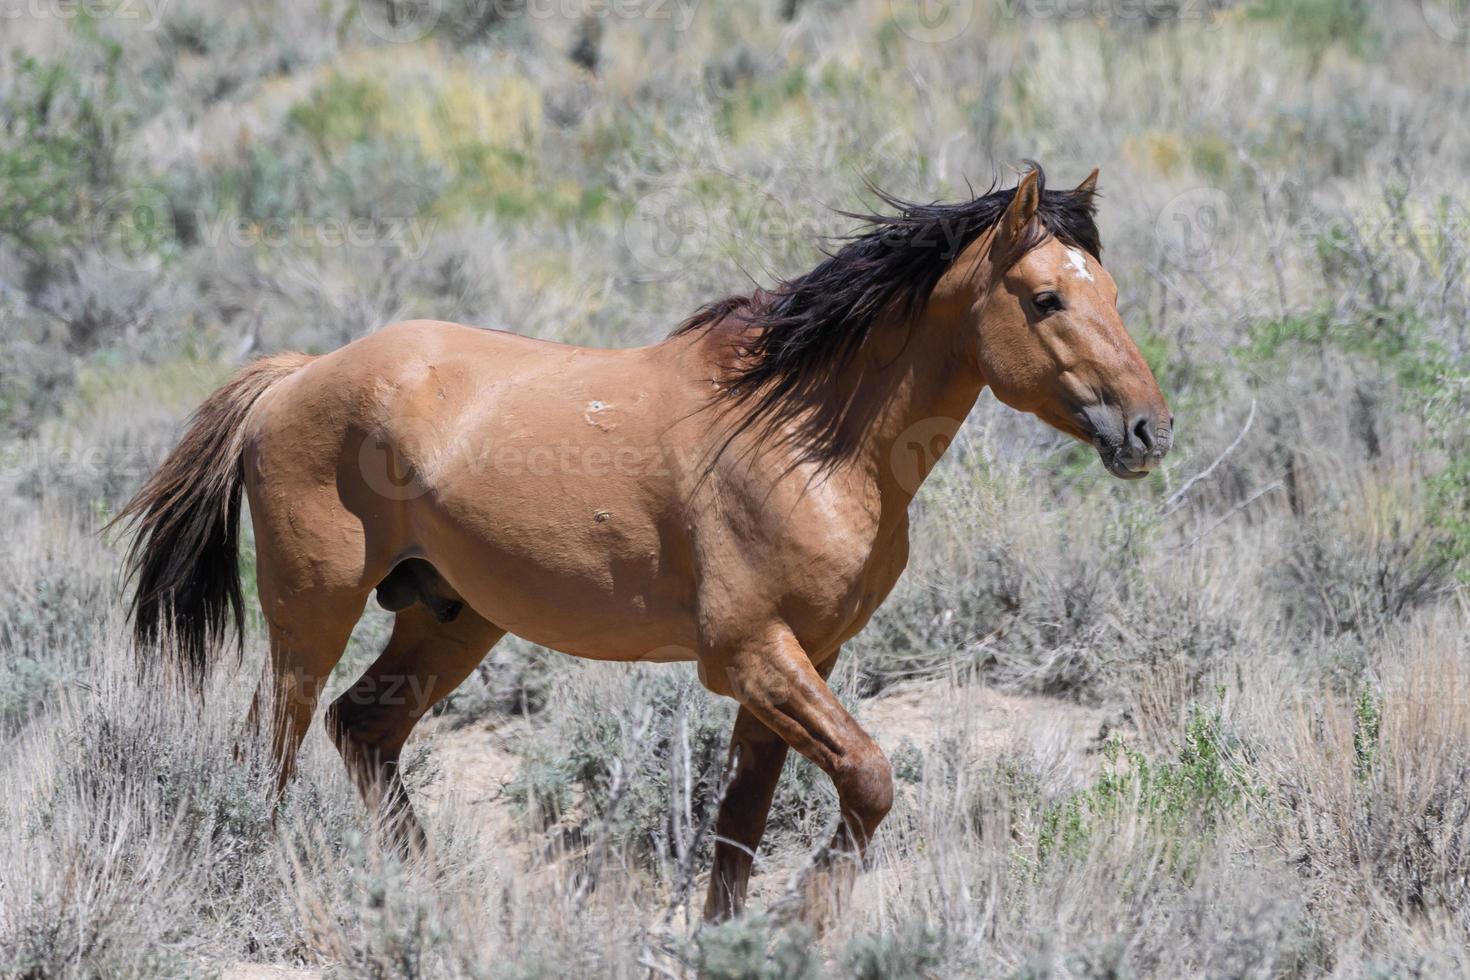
[1033,291,1064,314]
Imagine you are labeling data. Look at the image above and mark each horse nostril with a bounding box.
[1129,414,1155,453]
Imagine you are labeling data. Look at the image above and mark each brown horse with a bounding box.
[113,166,1171,920]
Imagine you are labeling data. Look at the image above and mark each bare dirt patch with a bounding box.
[414,677,1115,869]
[221,965,323,980]
[860,680,1115,775]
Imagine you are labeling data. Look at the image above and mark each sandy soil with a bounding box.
[859,679,1115,775]
[411,677,1114,839]
[224,678,1114,977]
[221,966,324,980]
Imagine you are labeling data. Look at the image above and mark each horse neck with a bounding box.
[830,225,1010,517]
[839,303,987,516]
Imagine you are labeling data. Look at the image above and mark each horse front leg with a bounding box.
[705,653,840,921]
[706,633,890,924]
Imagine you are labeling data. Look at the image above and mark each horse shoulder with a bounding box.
[691,461,906,657]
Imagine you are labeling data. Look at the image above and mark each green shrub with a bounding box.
[1037,706,1255,871]
[1353,685,1382,778]
[1248,0,1371,55]
[0,540,112,729]
[841,923,946,980]
[0,653,65,732]
[441,636,567,721]
[0,52,123,257]
[691,914,819,980]
[509,667,736,865]
[0,327,76,438]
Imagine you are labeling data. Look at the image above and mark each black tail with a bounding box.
[110,352,313,685]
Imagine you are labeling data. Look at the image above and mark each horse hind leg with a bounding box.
[326,601,505,855]
[247,584,369,797]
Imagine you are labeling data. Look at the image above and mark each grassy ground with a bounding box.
[2,1,1470,976]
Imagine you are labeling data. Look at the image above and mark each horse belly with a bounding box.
[416,493,700,663]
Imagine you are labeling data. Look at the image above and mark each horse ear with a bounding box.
[1075,168,1099,197]
[1002,168,1041,243]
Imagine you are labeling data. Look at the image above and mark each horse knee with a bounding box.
[834,744,893,831]
[323,698,356,751]
[325,696,400,759]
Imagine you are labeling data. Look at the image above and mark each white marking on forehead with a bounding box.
[1065,247,1095,282]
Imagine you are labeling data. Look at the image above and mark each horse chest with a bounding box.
[781,515,910,656]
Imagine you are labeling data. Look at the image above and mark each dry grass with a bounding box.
[2,0,1469,976]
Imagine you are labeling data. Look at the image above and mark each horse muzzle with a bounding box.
[1083,406,1174,480]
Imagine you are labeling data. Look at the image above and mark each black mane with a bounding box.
[674,165,1102,465]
